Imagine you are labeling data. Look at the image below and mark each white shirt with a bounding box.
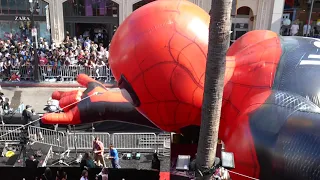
[303,24,311,35]
[80,177,88,180]
[105,51,109,59]
[290,24,299,35]
[51,99,60,109]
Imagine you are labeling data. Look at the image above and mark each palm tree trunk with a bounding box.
[195,0,232,179]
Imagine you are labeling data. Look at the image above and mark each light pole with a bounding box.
[29,0,41,82]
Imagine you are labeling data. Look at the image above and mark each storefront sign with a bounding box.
[14,16,31,21]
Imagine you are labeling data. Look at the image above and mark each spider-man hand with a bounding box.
[41,74,158,129]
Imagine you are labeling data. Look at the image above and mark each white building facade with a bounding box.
[0,0,285,44]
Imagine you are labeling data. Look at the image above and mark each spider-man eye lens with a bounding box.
[118,74,141,107]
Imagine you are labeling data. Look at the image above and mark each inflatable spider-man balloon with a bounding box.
[42,0,320,179]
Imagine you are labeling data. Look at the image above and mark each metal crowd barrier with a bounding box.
[0,125,24,144]
[0,125,170,153]
[1,65,114,82]
[66,132,111,150]
[112,133,157,151]
[157,133,171,156]
[2,66,34,81]
[27,126,65,148]
[39,65,113,82]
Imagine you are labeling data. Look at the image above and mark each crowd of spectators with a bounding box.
[0,33,110,81]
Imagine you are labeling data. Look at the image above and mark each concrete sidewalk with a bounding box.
[0,81,116,88]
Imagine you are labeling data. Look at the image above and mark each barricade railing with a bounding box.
[1,66,34,81]
[66,132,111,150]
[0,124,24,143]
[1,65,115,83]
[112,133,157,151]
[39,65,113,82]
[27,126,65,148]
[157,133,171,156]
[0,124,170,153]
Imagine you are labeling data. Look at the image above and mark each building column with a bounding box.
[255,0,273,30]
[255,0,285,34]
[126,0,140,20]
[198,0,211,13]
[269,0,285,34]
[113,0,125,24]
[48,0,65,44]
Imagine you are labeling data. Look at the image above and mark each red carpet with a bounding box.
[160,172,170,180]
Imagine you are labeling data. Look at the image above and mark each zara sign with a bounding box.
[14,16,31,21]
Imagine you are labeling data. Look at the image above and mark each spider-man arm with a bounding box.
[41,74,159,129]
[227,91,320,180]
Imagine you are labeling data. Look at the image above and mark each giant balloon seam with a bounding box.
[42,0,320,180]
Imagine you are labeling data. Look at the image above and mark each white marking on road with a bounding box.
[314,41,320,48]
[300,60,320,65]
[308,54,320,59]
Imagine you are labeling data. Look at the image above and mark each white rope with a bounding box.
[0,91,100,138]
[227,170,260,180]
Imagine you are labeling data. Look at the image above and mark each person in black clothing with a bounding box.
[40,167,53,180]
[25,155,39,168]
[25,155,39,180]
[22,105,33,125]
[22,105,33,139]
[151,153,160,171]
[0,92,5,124]
[2,97,10,114]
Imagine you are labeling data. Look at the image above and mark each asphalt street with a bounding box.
[0,87,84,113]
[0,87,123,112]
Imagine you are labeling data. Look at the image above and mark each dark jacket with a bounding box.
[151,158,160,171]
[31,113,40,127]
[80,159,95,171]
[22,109,33,125]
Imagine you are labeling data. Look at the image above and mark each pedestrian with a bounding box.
[0,92,5,124]
[93,137,106,167]
[22,105,33,125]
[31,109,43,140]
[108,144,121,168]
[80,152,95,171]
[22,105,33,139]
[80,170,88,180]
[151,153,160,171]
[39,167,53,180]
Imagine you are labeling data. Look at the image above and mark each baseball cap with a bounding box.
[26,105,32,109]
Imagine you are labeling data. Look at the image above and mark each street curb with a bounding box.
[0,82,117,88]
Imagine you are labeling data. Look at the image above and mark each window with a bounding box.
[63,0,118,17]
[0,0,48,15]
